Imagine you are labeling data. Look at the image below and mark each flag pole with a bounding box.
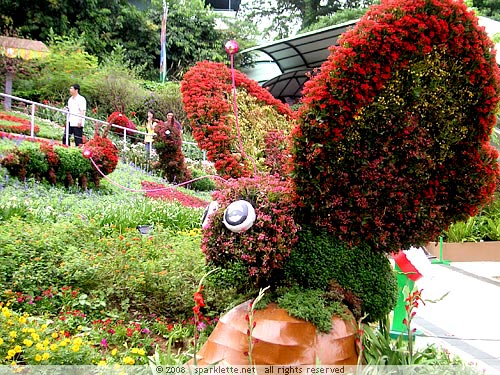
[160,0,168,83]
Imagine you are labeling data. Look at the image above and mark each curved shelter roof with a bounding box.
[241,19,358,102]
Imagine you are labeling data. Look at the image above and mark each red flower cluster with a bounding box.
[292,0,500,253]
[107,111,137,136]
[181,61,296,179]
[85,135,119,177]
[192,286,206,322]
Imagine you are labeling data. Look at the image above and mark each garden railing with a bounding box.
[0,92,204,160]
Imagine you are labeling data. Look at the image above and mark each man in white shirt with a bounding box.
[63,83,87,146]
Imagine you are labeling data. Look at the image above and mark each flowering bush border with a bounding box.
[0,112,40,135]
[141,181,209,208]
[292,0,500,253]
[1,129,118,188]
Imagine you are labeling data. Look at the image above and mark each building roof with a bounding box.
[0,36,49,60]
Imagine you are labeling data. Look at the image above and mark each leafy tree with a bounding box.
[14,34,98,104]
[0,0,253,81]
[238,0,376,39]
[300,8,369,33]
[473,0,500,20]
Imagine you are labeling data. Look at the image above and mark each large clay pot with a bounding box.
[191,301,359,365]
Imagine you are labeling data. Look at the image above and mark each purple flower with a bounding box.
[100,338,108,348]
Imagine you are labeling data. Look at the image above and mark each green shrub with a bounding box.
[141,81,186,126]
[54,145,92,183]
[277,287,348,333]
[19,141,49,178]
[283,227,398,323]
[188,167,216,191]
[0,217,82,295]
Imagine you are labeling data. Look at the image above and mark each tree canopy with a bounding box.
[0,0,252,80]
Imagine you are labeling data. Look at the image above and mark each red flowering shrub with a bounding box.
[202,174,299,288]
[181,61,296,179]
[40,142,59,184]
[0,148,29,180]
[263,130,292,177]
[153,120,191,183]
[292,0,500,253]
[107,111,137,136]
[84,134,119,186]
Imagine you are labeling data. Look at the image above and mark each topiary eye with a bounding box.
[222,200,256,233]
[201,201,219,229]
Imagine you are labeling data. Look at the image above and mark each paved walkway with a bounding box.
[412,261,500,374]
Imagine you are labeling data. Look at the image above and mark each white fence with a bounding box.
[0,92,204,159]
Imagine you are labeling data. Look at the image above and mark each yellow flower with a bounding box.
[71,344,80,353]
[23,339,33,347]
[50,343,58,351]
[35,354,42,362]
[31,332,40,341]
[73,337,83,346]
[14,345,22,353]
[130,347,145,356]
[36,343,44,351]
[111,348,117,356]
[0,338,3,346]
[51,332,59,339]
[9,331,17,338]
[122,356,135,365]
[41,324,48,330]
[18,316,27,324]
[7,349,15,358]
[42,352,50,360]
[1,306,12,318]
[97,360,107,366]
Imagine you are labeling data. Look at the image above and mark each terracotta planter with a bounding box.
[425,241,500,262]
[191,301,358,365]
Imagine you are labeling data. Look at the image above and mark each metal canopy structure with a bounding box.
[241,19,358,102]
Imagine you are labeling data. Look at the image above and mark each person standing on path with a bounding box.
[144,109,157,159]
[63,83,87,146]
